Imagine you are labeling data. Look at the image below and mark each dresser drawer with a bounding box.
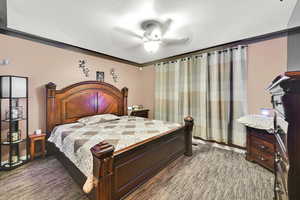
[251,135,275,155]
[250,150,274,170]
[246,128,275,171]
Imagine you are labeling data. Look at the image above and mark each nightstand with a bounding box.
[130,109,149,118]
[246,127,275,172]
[29,134,46,160]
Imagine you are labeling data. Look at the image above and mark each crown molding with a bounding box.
[141,26,300,67]
[1,24,300,68]
[0,27,142,67]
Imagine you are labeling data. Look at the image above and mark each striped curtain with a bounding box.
[155,46,247,147]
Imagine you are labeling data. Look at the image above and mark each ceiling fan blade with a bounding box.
[125,43,143,51]
[162,37,189,45]
[161,19,172,36]
[114,27,143,40]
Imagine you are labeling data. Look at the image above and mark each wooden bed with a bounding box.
[45,81,194,200]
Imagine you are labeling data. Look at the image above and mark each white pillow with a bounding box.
[78,114,120,125]
[237,115,274,131]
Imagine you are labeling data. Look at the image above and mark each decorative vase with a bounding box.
[7,130,21,142]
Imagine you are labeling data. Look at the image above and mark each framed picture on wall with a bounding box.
[96,71,104,82]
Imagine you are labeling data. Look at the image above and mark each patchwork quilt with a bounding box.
[48,116,182,177]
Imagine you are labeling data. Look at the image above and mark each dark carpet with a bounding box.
[0,143,274,200]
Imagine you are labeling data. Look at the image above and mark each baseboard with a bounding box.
[192,137,246,154]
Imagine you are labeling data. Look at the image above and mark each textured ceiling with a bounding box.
[7,0,299,64]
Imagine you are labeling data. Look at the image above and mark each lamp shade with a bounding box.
[0,76,28,98]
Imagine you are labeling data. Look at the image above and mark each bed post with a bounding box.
[121,87,128,116]
[46,82,57,136]
[91,141,115,200]
[184,116,194,157]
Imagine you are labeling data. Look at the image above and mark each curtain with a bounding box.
[155,59,191,122]
[154,46,247,147]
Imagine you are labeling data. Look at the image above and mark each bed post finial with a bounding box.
[46,82,57,89]
[184,116,194,157]
[90,141,115,200]
[46,82,56,97]
[122,87,128,116]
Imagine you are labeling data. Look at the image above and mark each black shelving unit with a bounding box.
[0,76,29,170]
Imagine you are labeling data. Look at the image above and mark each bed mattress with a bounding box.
[48,116,181,177]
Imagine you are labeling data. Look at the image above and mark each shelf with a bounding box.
[0,139,27,145]
[0,97,28,99]
[1,118,27,122]
[0,75,29,171]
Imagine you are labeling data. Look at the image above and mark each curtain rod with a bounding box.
[156,45,248,65]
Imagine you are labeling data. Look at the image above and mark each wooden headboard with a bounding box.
[45,81,128,135]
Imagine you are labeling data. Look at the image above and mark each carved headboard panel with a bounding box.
[46,81,128,135]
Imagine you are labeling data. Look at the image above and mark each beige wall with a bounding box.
[140,66,155,118]
[247,36,287,114]
[0,34,146,134]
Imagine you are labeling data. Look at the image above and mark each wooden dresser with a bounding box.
[268,71,300,200]
[246,127,275,172]
[130,109,149,118]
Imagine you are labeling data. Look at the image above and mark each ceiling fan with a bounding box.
[114,19,189,53]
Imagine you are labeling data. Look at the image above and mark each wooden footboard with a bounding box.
[90,116,194,200]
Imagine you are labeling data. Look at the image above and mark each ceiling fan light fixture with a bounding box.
[144,40,161,53]
[151,28,162,39]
